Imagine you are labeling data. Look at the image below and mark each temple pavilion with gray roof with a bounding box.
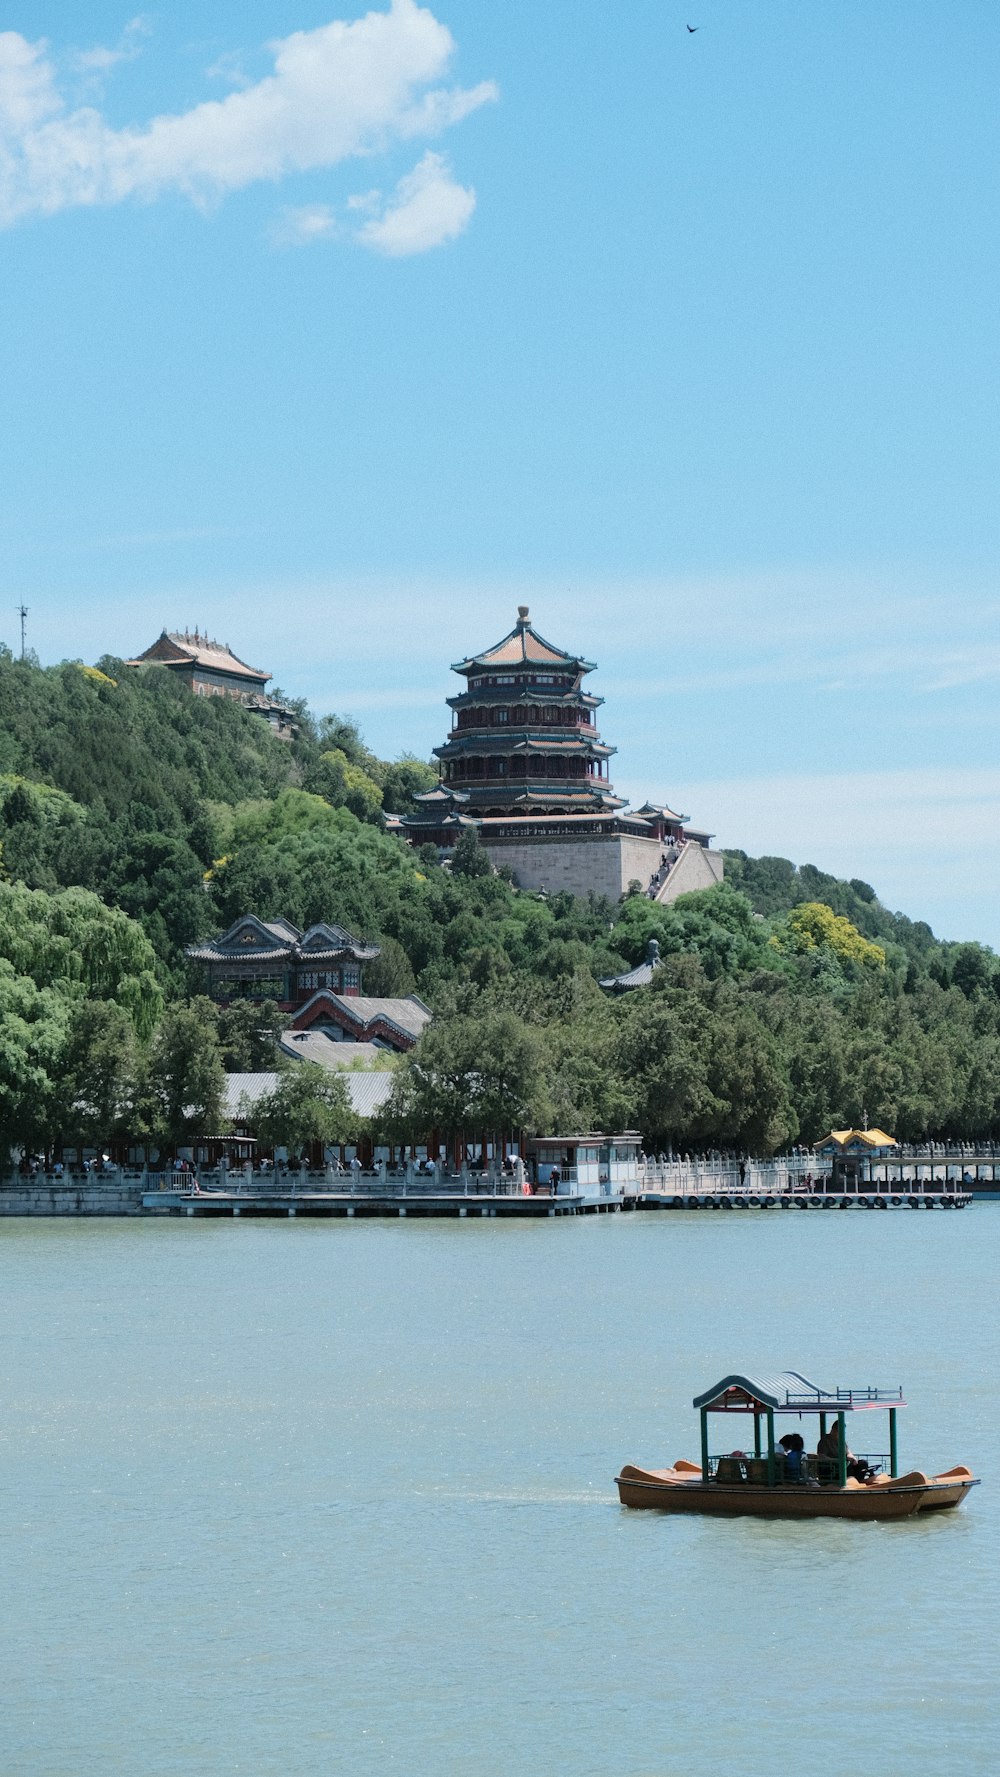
[391,608,724,905]
[127,629,299,740]
[186,915,430,1052]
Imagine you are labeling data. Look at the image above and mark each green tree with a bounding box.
[145,998,226,1148]
[378,755,438,813]
[0,963,69,1159]
[0,880,162,1038]
[250,1064,357,1157]
[217,1000,286,1072]
[774,901,886,970]
[450,826,492,878]
[56,1000,142,1150]
[387,1008,549,1151]
[306,750,384,823]
[363,935,417,997]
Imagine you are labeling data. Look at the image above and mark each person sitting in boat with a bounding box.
[778,1432,807,1480]
[816,1422,872,1482]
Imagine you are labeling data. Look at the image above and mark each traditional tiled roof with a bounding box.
[478,810,645,828]
[343,1071,396,1118]
[291,989,431,1047]
[814,1128,898,1152]
[277,1032,399,1115]
[599,939,662,992]
[225,1069,394,1121]
[186,916,379,967]
[439,733,612,755]
[263,918,301,941]
[453,608,595,675]
[632,800,689,824]
[412,784,470,806]
[474,787,624,809]
[398,811,476,832]
[298,922,380,960]
[225,1072,281,1113]
[127,629,270,684]
[279,1031,388,1068]
[447,687,602,711]
[344,996,431,1039]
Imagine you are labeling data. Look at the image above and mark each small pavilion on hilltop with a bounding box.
[392,608,724,904]
[126,629,298,739]
[599,938,664,993]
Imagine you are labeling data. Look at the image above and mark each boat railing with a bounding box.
[708,1452,892,1484]
[778,1385,904,1407]
[828,1385,904,1405]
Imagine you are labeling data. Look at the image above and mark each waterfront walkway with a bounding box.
[4,1142,994,1215]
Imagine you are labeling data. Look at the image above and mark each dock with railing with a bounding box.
[141,1161,622,1218]
[3,1140,994,1215]
[631,1154,973,1209]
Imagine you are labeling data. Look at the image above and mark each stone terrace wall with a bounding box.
[482,833,662,900]
[0,1181,146,1215]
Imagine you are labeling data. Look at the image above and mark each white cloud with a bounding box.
[347,186,382,213]
[355,148,474,255]
[70,16,151,77]
[0,1,496,226]
[206,51,253,91]
[272,202,338,246]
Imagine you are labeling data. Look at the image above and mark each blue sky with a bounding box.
[0,1,997,942]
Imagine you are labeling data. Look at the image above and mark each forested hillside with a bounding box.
[1,645,999,1156]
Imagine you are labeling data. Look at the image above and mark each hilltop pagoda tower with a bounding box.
[397,609,724,905]
[433,606,620,817]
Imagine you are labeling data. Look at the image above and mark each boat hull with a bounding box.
[615,1464,978,1519]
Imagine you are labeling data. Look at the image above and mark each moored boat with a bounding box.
[616,1370,978,1519]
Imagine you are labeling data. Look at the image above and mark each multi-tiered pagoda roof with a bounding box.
[414,608,624,822]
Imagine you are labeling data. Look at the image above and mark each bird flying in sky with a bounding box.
[686,24,700,32]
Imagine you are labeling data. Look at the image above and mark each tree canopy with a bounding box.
[1,648,999,1158]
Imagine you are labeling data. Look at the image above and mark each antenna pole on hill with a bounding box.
[17,603,27,659]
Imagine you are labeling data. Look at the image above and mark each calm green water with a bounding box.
[1,1210,996,1776]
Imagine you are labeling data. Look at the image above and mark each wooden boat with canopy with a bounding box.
[616,1371,978,1519]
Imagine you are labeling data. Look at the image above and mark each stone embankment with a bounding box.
[0,1174,146,1215]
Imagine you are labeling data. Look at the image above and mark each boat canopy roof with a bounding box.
[693,1372,906,1414]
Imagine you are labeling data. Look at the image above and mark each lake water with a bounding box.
[1,1210,997,1776]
